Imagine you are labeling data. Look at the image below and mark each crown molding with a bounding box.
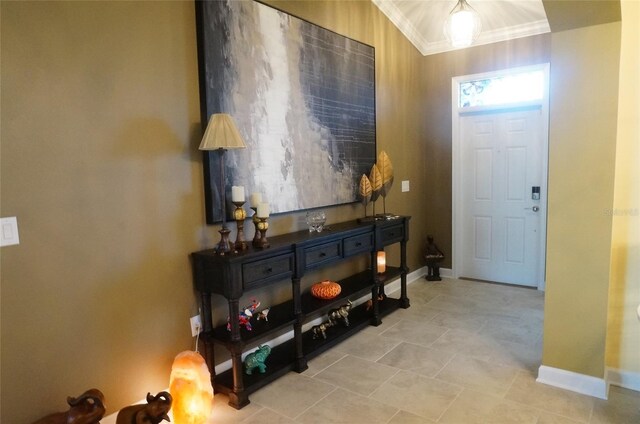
[373,0,551,57]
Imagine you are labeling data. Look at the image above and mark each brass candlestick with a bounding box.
[251,207,261,247]
[255,217,270,248]
[232,201,248,251]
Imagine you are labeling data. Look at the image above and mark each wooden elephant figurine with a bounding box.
[32,389,106,424]
[116,391,172,424]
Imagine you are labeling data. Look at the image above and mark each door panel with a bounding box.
[460,108,542,286]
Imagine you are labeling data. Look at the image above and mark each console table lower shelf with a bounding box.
[211,296,403,399]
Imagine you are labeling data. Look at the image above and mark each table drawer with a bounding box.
[304,241,342,269]
[242,253,294,290]
[343,232,373,257]
[380,224,404,245]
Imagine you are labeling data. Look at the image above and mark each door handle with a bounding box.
[525,206,539,212]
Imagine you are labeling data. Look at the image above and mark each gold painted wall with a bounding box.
[420,35,551,267]
[606,0,640,375]
[543,21,621,377]
[0,1,427,421]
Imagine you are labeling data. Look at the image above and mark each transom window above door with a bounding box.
[459,70,545,108]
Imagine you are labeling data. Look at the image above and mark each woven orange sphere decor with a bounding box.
[310,280,341,299]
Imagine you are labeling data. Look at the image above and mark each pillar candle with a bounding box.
[257,202,270,218]
[250,192,262,208]
[377,251,386,274]
[231,186,245,202]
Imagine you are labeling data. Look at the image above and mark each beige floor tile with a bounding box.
[535,411,585,423]
[295,388,398,424]
[438,388,539,424]
[410,279,475,300]
[241,406,296,423]
[370,370,462,421]
[435,354,521,396]
[505,372,594,422]
[429,327,499,358]
[379,319,448,346]
[424,294,481,314]
[388,409,436,423]
[333,328,401,361]
[208,393,263,424]
[250,372,335,418]
[302,349,346,377]
[430,309,488,333]
[478,316,543,346]
[486,337,542,372]
[361,303,439,335]
[590,385,640,424]
[376,341,453,377]
[313,354,398,396]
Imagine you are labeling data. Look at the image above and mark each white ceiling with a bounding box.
[372,0,550,56]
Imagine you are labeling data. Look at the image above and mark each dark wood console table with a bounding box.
[191,216,410,409]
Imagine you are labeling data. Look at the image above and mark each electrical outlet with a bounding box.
[190,315,202,337]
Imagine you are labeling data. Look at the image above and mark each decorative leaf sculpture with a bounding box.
[359,174,372,203]
[378,150,394,196]
[369,164,383,217]
[359,174,373,218]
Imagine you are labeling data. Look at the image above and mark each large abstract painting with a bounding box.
[196,0,376,223]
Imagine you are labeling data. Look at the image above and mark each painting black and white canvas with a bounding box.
[197,0,376,223]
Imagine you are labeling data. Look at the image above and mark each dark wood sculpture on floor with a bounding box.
[425,235,445,281]
[116,391,172,424]
[32,388,106,424]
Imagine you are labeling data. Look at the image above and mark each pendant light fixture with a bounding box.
[443,0,482,48]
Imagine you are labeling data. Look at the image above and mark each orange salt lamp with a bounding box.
[169,351,213,424]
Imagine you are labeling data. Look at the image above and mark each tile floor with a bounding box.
[208,277,640,423]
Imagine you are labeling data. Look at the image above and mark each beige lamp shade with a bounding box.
[198,113,246,150]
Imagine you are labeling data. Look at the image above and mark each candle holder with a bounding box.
[251,207,261,247]
[255,217,270,249]
[232,201,248,251]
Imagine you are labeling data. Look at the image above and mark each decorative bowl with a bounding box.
[310,280,341,299]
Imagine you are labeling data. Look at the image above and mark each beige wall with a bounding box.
[0,1,428,422]
[542,22,621,377]
[606,0,640,375]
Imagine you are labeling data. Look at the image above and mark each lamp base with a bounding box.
[216,226,233,254]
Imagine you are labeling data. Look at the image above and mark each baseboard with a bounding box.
[537,365,608,399]
[439,267,453,278]
[606,367,640,392]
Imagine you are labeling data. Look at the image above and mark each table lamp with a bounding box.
[199,114,246,254]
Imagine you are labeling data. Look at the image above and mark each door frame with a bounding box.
[451,63,550,291]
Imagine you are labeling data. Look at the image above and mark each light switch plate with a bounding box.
[1,217,20,246]
[401,180,410,192]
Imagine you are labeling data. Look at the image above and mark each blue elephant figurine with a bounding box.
[244,345,271,375]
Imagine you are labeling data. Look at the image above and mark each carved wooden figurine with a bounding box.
[32,389,106,424]
[424,235,445,281]
[311,320,334,339]
[328,300,352,326]
[116,392,172,424]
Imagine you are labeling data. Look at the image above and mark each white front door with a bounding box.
[459,107,544,287]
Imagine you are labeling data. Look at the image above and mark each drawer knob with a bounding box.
[319,252,327,257]
[265,267,273,273]
[355,242,362,247]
